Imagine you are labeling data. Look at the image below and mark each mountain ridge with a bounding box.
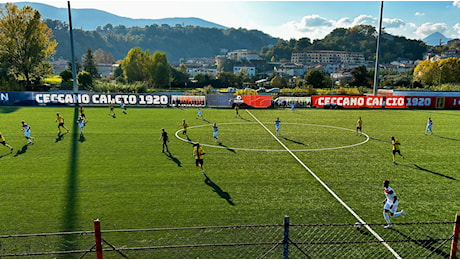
[422,32,452,46]
[0,2,228,30]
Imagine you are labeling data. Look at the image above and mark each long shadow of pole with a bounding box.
[59,104,80,256]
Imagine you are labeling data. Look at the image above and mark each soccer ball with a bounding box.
[354,222,361,228]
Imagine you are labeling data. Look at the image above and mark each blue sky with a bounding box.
[8,1,460,41]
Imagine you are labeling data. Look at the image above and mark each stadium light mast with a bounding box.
[373,1,384,96]
[67,1,78,94]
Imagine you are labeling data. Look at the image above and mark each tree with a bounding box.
[218,71,240,88]
[414,58,460,86]
[59,69,73,82]
[304,69,327,88]
[349,65,372,87]
[0,3,57,88]
[83,47,99,78]
[270,76,287,88]
[151,51,170,88]
[94,48,115,64]
[77,71,93,89]
[121,47,151,83]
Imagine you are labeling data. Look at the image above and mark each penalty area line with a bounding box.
[245,109,401,259]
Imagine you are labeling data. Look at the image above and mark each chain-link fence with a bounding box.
[0,217,458,259]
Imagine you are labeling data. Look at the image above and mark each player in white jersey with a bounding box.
[77,116,85,135]
[21,121,35,144]
[212,123,219,143]
[425,117,433,135]
[382,180,406,229]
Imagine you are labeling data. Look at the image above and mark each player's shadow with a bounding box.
[13,144,30,157]
[368,136,392,143]
[390,228,450,259]
[165,151,182,167]
[354,226,372,236]
[203,173,235,206]
[280,136,307,146]
[218,142,236,153]
[0,151,12,158]
[396,162,457,181]
[78,133,86,143]
[236,114,251,122]
[431,134,460,142]
[197,117,210,123]
[55,132,68,143]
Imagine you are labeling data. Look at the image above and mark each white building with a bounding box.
[233,66,256,77]
[227,49,259,61]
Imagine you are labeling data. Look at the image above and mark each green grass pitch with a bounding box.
[0,106,459,237]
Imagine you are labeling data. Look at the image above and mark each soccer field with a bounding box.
[1,106,459,237]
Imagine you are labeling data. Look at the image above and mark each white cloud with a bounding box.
[415,23,448,38]
[351,15,377,26]
[453,23,460,37]
[287,15,333,33]
[415,12,425,16]
[454,1,460,7]
[383,18,405,28]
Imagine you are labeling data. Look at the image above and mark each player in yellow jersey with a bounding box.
[235,105,240,118]
[108,102,116,117]
[0,132,13,151]
[391,136,404,163]
[56,112,69,134]
[193,142,206,174]
[181,119,190,140]
[356,117,363,136]
[79,106,86,119]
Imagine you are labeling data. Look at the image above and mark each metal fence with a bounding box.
[0,217,457,259]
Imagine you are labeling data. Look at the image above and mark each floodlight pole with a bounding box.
[67,1,78,95]
[372,1,384,96]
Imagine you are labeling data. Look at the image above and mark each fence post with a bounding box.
[283,216,290,259]
[451,213,460,259]
[94,219,103,259]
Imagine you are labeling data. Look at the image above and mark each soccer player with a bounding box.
[159,128,169,153]
[79,106,86,119]
[274,117,281,136]
[56,113,69,134]
[77,116,85,135]
[425,117,433,135]
[121,102,127,114]
[235,105,239,118]
[181,119,190,140]
[391,136,404,163]
[196,107,203,119]
[291,103,295,112]
[193,142,205,174]
[212,123,219,143]
[0,132,13,151]
[108,102,116,117]
[21,121,35,144]
[382,180,406,229]
[356,117,363,136]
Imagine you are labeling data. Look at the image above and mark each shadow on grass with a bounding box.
[280,136,307,146]
[13,143,32,157]
[0,106,19,113]
[165,151,182,167]
[237,115,251,122]
[390,228,450,259]
[197,117,210,123]
[431,134,460,142]
[55,132,69,143]
[0,151,12,158]
[395,162,457,181]
[218,142,236,153]
[78,133,86,143]
[203,173,235,206]
[58,105,80,255]
[368,136,392,144]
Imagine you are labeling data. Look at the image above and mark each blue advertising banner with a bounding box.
[0,92,170,106]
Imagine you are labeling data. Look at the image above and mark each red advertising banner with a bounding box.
[402,96,436,109]
[241,95,272,108]
[446,97,460,109]
[312,96,384,108]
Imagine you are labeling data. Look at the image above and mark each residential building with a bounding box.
[291,50,365,65]
[233,66,256,77]
[227,49,259,61]
[185,64,218,78]
[273,63,306,77]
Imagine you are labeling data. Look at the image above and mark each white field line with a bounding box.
[245,109,401,259]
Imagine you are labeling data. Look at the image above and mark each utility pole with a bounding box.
[373,1,384,96]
